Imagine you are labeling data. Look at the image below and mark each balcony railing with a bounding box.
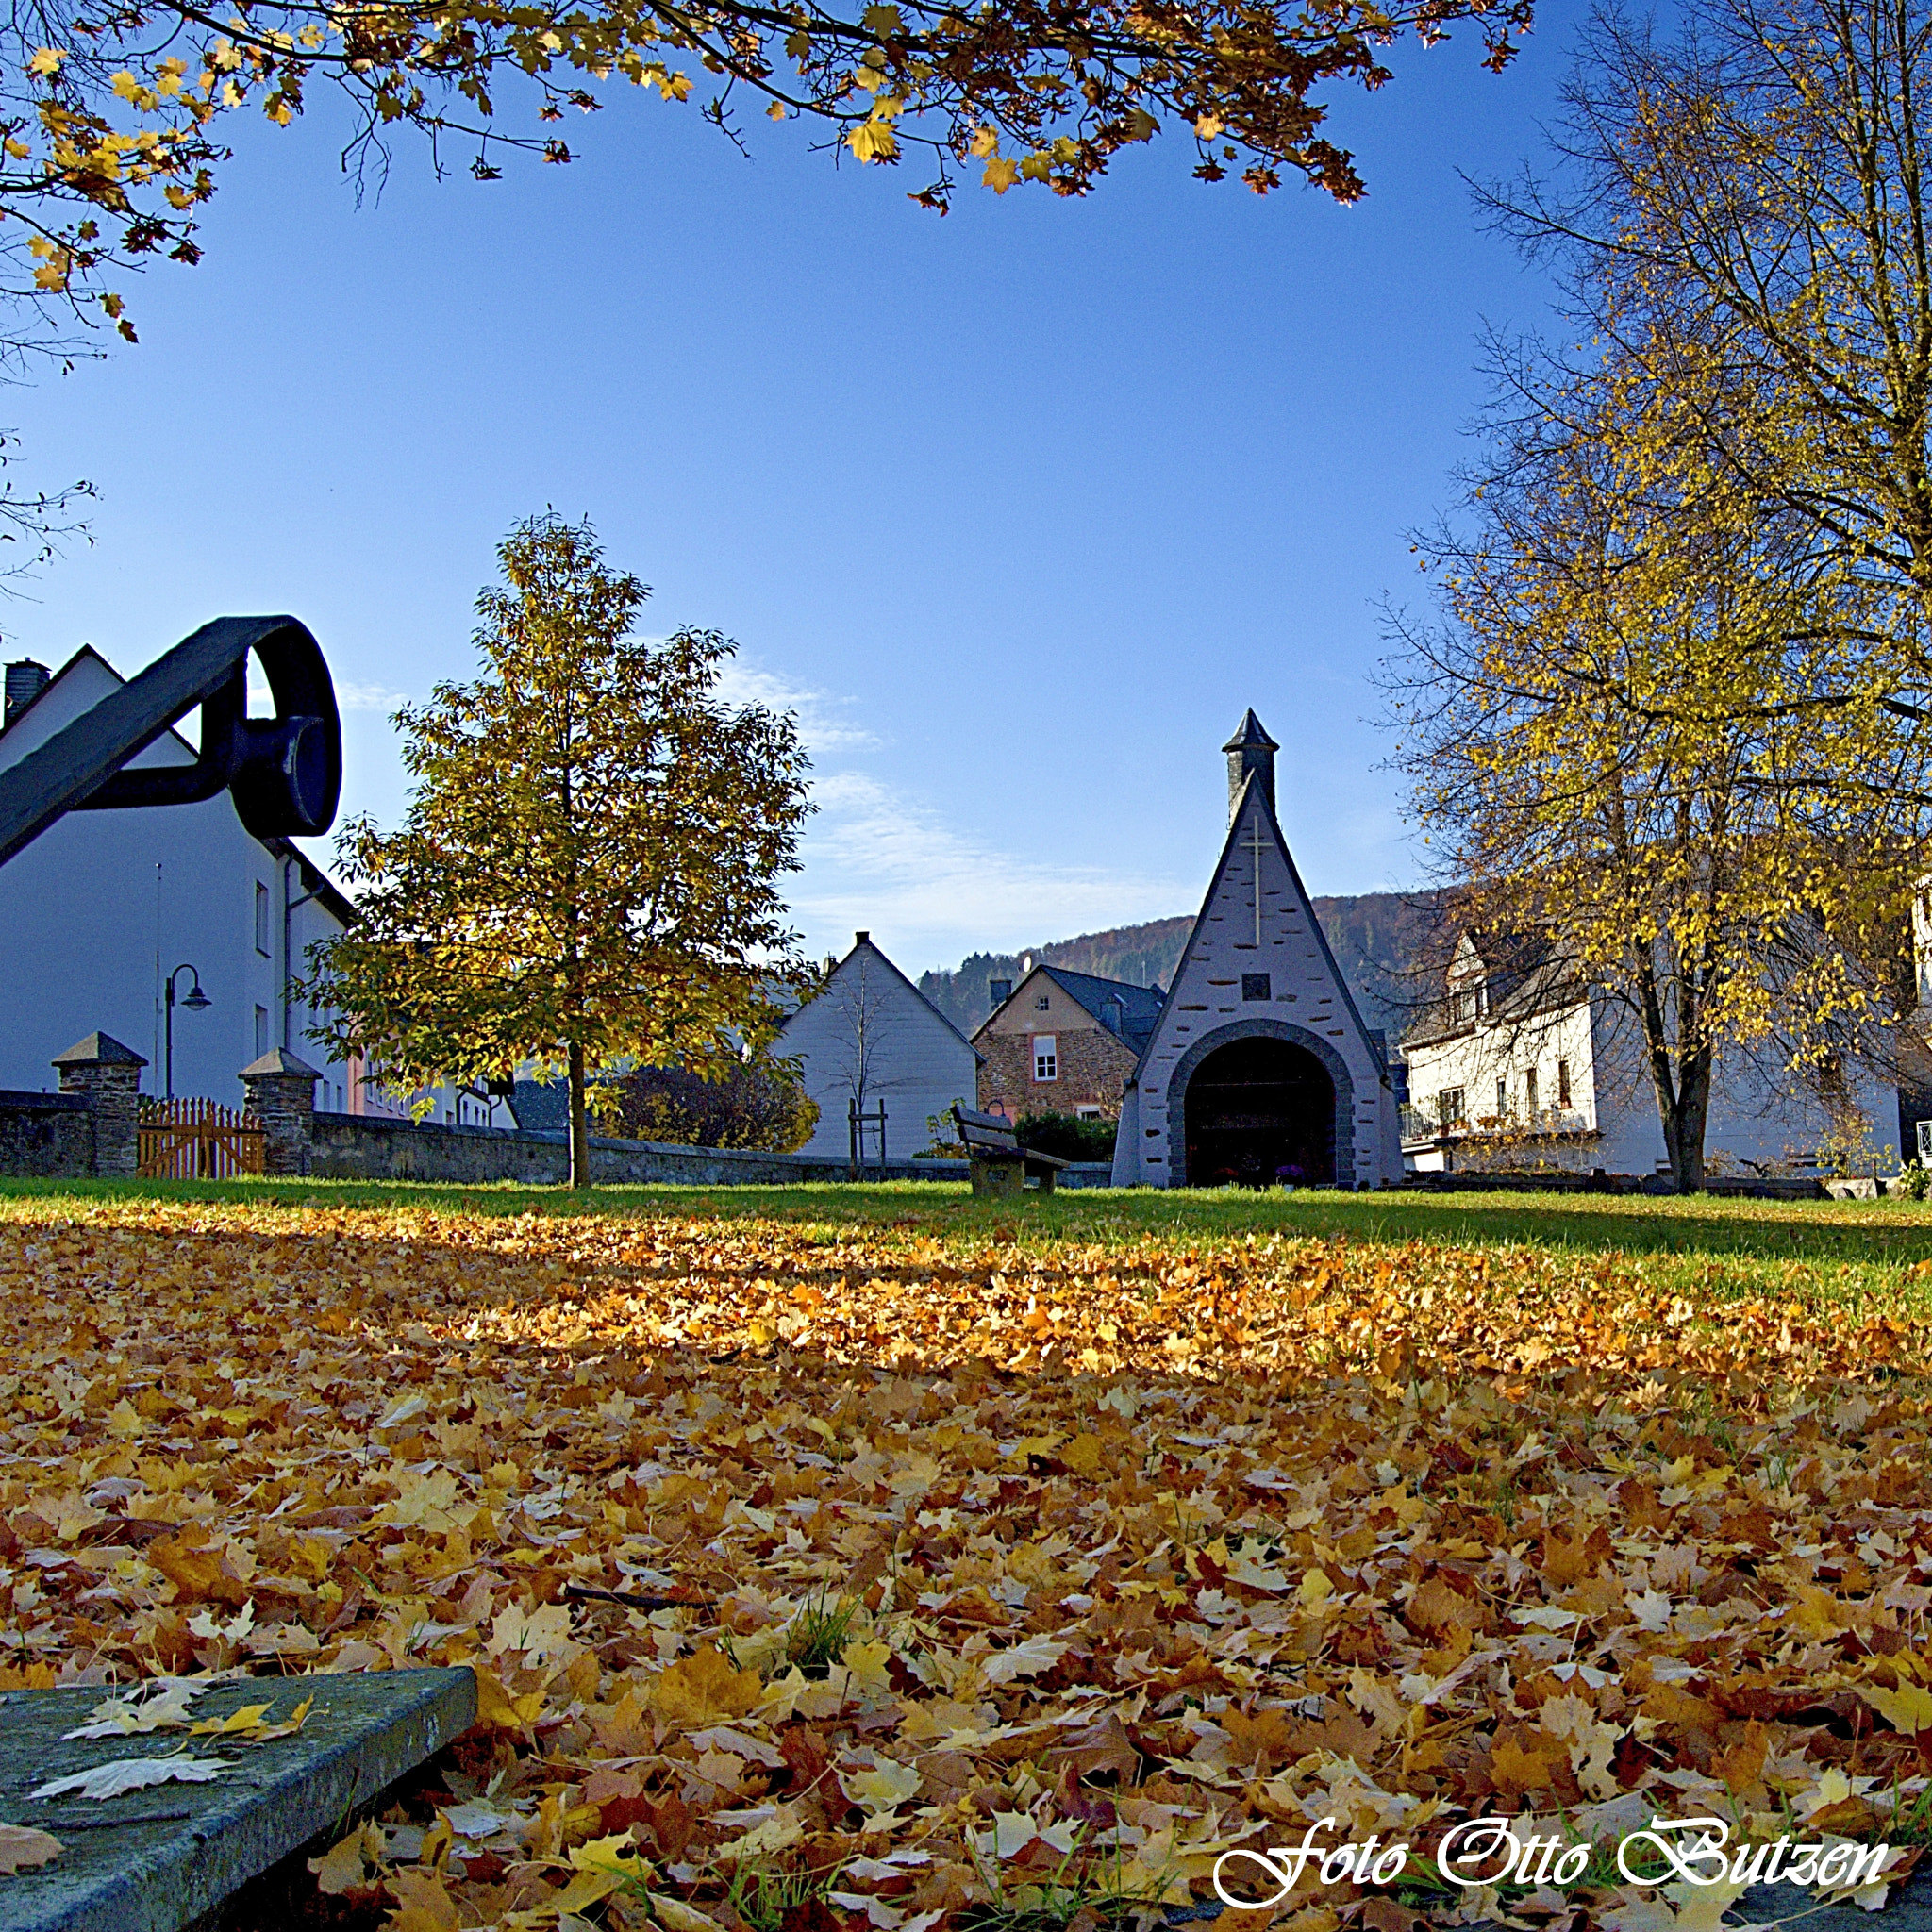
[1402,1105,1592,1143]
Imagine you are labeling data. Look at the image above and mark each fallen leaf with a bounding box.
[30,1757,232,1801]
[0,1823,62,1874]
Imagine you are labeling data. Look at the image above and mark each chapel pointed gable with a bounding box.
[1113,714,1399,1188]
[1136,774,1387,1083]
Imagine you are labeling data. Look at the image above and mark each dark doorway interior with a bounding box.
[1183,1037,1336,1187]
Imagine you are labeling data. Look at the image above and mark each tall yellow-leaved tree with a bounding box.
[1387,344,1925,1190]
[306,511,813,1187]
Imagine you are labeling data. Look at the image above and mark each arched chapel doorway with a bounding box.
[1182,1036,1336,1187]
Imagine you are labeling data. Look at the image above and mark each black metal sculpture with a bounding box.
[0,616,341,869]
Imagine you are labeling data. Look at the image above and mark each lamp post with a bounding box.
[163,964,210,1100]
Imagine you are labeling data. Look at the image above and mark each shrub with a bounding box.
[614,1058,818,1152]
[1014,1110,1117,1162]
[1899,1160,1929,1202]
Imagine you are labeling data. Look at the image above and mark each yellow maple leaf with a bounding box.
[469,1662,546,1733]
[385,1868,461,1932]
[847,119,898,162]
[841,1637,892,1698]
[647,1644,763,1728]
[488,1599,575,1663]
[553,1867,626,1912]
[572,1830,653,1884]
[1490,1733,1558,1796]
[308,1821,385,1894]
[844,1756,921,1815]
[190,1701,273,1736]
[1861,1679,1932,1734]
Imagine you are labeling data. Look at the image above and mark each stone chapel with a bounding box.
[1109,713,1404,1188]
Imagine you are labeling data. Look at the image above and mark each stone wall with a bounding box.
[977,1025,1136,1119]
[1058,1162,1114,1190]
[307,1113,971,1187]
[0,1091,93,1176]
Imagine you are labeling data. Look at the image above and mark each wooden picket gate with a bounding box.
[137,1096,267,1178]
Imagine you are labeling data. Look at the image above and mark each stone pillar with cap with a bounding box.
[51,1032,147,1176]
[240,1047,320,1175]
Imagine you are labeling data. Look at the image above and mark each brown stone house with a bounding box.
[973,964,1164,1121]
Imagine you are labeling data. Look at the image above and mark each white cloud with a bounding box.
[713,658,877,752]
[249,678,408,714]
[793,769,1190,972]
[335,681,412,713]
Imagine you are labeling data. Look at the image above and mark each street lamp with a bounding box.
[164,964,210,1100]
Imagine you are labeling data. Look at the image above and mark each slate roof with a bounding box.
[510,1079,570,1132]
[1222,708,1279,753]
[974,964,1166,1055]
[1036,967,1166,1053]
[1400,928,1579,1049]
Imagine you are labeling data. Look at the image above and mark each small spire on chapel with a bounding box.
[1223,708,1278,824]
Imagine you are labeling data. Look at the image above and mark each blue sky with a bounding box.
[0,5,1573,974]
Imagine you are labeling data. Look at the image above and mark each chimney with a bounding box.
[989,977,1012,1008]
[854,930,871,946]
[1224,708,1278,824]
[5,659,48,728]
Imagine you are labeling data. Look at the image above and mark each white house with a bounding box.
[779,932,981,1162]
[1399,929,1901,1176]
[0,646,512,1128]
[1111,714,1405,1189]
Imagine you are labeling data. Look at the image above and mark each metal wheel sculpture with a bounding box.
[0,616,341,867]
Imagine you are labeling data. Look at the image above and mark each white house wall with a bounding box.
[780,943,978,1162]
[1114,782,1399,1187]
[0,654,358,1107]
[1404,1000,1601,1174]
[1404,991,1898,1175]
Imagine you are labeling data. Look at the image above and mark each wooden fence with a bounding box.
[137,1096,266,1179]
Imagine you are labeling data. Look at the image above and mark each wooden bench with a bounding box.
[952,1105,1071,1198]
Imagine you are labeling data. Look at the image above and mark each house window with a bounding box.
[1495,1077,1507,1119]
[1241,973,1271,1002]
[1035,994,1050,1010]
[1075,1105,1102,1120]
[1033,1035,1058,1082]
[1557,1058,1572,1107]
[254,1005,269,1058]
[1438,1088,1464,1130]
[1524,1067,1539,1116]
[254,880,271,957]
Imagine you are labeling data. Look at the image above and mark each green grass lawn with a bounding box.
[8,1173,1932,1296]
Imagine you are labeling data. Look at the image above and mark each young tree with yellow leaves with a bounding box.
[1387,351,1928,1191]
[305,511,812,1188]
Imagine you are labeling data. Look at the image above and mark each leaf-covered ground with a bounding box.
[4,1191,1932,1931]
